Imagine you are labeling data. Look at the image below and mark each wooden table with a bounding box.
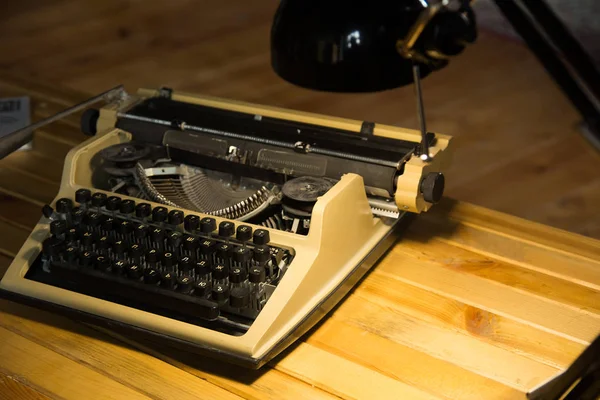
[0,75,599,400]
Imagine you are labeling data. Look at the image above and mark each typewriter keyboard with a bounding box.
[35,189,295,330]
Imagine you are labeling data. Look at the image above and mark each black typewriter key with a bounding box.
[118,220,134,235]
[50,220,67,236]
[56,198,74,214]
[195,260,210,277]
[113,260,126,275]
[161,272,176,289]
[178,256,192,274]
[150,227,165,244]
[218,221,235,238]
[199,217,217,234]
[95,255,111,272]
[84,212,102,227]
[97,235,111,252]
[66,227,79,242]
[113,240,126,257]
[162,251,175,269]
[212,264,228,280]
[135,224,149,240]
[146,248,160,264]
[144,268,161,285]
[176,276,193,294]
[253,245,271,263]
[64,246,78,263]
[75,188,91,205]
[81,231,94,247]
[130,243,144,260]
[233,247,251,264]
[126,263,143,280]
[152,206,168,223]
[167,231,183,248]
[119,199,135,215]
[101,216,116,231]
[212,283,229,302]
[105,196,121,211]
[182,235,198,251]
[216,243,232,261]
[42,204,55,219]
[249,266,266,283]
[229,266,247,283]
[194,280,211,297]
[236,225,253,242]
[80,251,95,267]
[184,215,200,232]
[135,203,151,219]
[253,229,270,245]
[91,192,107,208]
[199,238,216,253]
[71,207,85,225]
[42,237,64,258]
[168,210,184,226]
[230,287,250,308]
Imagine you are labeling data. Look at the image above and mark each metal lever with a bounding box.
[412,64,431,161]
[0,84,125,160]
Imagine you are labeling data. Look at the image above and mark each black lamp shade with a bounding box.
[270,0,433,92]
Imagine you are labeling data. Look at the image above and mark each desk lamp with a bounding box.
[270,0,600,153]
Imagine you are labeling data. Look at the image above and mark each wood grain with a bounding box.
[0,0,599,238]
[308,320,523,400]
[0,325,152,400]
[0,302,243,400]
[0,372,52,400]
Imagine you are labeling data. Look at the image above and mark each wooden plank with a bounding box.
[1,3,273,86]
[274,343,441,400]
[33,120,85,146]
[0,164,58,204]
[451,136,599,222]
[0,253,13,279]
[423,199,600,263]
[106,330,339,400]
[0,372,52,400]
[0,302,243,400]
[332,296,560,392]
[353,270,587,369]
[525,179,600,240]
[0,70,86,108]
[308,319,523,400]
[0,220,30,258]
[381,247,600,343]
[414,206,600,292]
[393,237,600,315]
[0,150,63,184]
[0,190,42,229]
[31,130,75,162]
[0,325,151,400]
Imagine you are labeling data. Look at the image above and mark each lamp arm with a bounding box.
[397,1,447,58]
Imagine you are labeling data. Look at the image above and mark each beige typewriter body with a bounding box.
[0,88,452,367]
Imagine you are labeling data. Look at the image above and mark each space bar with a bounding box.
[51,263,220,321]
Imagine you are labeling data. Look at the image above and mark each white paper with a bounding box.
[0,96,32,150]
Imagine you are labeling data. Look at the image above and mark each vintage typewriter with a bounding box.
[0,87,452,367]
